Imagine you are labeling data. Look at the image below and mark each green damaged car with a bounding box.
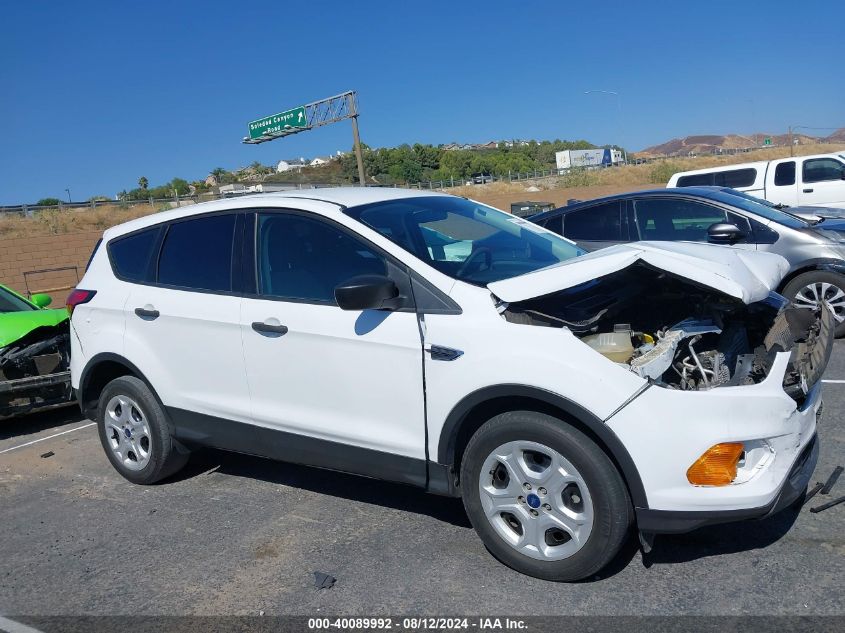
[0,284,72,418]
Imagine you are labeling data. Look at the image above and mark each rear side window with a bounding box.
[158,214,236,292]
[676,173,713,187]
[538,214,563,235]
[803,158,845,184]
[676,168,757,188]
[715,168,756,188]
[109,228,160,282]
[774,161,796,186]
[563,202,622,241]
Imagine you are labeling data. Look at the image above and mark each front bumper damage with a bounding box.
[0,322,72,418]
[608,344,826,533]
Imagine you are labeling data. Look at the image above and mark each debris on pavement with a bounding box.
[314,572,336,590]
[820,466,843,495]
[810,494,845,514]
[40,451,54,459]
[803,482,823,506]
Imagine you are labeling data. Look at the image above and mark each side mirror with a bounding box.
[707,222,746,245]
[30,293,53,308]
[335,275,400,311]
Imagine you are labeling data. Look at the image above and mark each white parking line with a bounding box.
[822,379,845,384]
[0,422,95,455]
[0,616,45,633]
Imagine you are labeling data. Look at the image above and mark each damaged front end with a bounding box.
[0,322,72,418]
[500,262,833,404]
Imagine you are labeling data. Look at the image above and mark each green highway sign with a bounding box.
[248,106,307,139]
[764,137,772,146]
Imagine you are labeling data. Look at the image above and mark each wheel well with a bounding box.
[778,264,843,293]
[444,394,647,508]
[79,359,137,418]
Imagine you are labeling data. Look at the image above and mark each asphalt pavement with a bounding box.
[1,345,844,617]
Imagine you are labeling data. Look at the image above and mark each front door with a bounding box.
[799,157,845,208]
[239,210,427,484]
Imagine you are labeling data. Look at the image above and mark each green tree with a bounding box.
[138,176,149,191]
[36,197,61,206]
[170,178,190,195]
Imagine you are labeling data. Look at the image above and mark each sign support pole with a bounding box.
[351,115,366,187]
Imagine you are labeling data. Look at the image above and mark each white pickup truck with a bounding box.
[668,152,845,209]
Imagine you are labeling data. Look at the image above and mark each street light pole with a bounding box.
[65,188,71,203]
[584,90,626,163]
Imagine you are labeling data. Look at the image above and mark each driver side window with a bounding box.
[257,213,387,304]
[634,198,729,242]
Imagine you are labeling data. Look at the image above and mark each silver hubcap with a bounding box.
[794,282,845,323]
[104,395,152,471]
[478,441,594,561]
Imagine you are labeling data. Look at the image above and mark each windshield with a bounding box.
[0,286,35,313]
[345,196,584,285]
[704,189,810,229]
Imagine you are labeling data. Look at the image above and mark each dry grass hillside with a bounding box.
[0,203,163,239]
[452,142,845,210]
[2,143,844,240]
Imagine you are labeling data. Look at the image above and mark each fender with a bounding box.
[77,352,162,418]
[436,384,649,509]
[780,258,845,290]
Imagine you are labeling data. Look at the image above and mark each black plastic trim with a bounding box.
[637,433,819,534]
[77,353,163,419]
[167,407,428,488]
[436,384,649,508]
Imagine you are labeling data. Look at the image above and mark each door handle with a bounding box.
[803,188,814,193]
[251,321,288,335]
[134,307,160,319]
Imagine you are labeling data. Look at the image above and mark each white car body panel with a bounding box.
[240,296,426,459]
[123,284,252,424]
[487,241,789,305]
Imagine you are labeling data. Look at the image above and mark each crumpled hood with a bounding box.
[488,241,790,305]
[0,308,69,348]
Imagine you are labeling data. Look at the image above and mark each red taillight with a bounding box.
[66,289,96,314]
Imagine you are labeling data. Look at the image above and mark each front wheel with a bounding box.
[781,271,845,338]
[460,411,632,581]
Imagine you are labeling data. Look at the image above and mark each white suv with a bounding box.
[69,188,831,581]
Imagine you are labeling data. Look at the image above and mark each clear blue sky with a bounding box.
[1,0,842,204]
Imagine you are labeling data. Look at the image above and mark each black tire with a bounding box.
[96,376,188,484]
[781,270,845,338]
[460,411,632,581]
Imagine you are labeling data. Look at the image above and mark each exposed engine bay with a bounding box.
[0,322,71,418]
[500,263,834,403]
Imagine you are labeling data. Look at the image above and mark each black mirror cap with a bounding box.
[334,274,400,311]
[707,222,746,244]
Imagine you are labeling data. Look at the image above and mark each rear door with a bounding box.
[238,209,427,482]
[798,156,845,208]
[560,200,626,251]
[122,212,252,425]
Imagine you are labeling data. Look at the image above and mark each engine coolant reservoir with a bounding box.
[581,331,635,363]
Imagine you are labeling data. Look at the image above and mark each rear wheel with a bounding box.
[97,376,188,484]
[782,271,845,338]
[460,411,632,581]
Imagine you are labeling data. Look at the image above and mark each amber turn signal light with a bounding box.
[686,442,744,486]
